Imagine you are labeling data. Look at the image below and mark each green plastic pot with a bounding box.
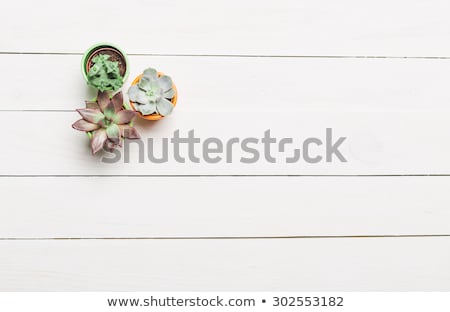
[81,42,129,89]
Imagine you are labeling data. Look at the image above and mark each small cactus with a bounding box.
[87,54,124,92]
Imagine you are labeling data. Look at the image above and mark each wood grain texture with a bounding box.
[2,0,450,292]
[0,177,449,238]
[0,111,449,175]
[0,237,449,291]
[2,54,450,112]
[2,0,450,56]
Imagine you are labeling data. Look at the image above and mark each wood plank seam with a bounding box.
[1,235,450,240]
[0,174,449,177]
[4,51,450,59]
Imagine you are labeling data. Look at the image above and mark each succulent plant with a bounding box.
[87,54,124,92]
[128,68,176,116]
[72,91,140,154]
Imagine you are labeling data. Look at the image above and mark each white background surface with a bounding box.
[0,0,449,291]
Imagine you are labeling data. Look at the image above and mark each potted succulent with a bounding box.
[81,43,129,92]
[72,91,140,154]
[127,67,178,120]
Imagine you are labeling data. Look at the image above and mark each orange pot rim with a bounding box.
[129,72,178,121]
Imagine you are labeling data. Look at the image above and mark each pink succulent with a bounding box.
[72,91,140,154]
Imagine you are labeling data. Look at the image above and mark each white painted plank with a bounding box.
[0,111,449,175]
[0,177,449,238]
[2,0,450,56]
[2,54,450,112]
[0,238,448,291]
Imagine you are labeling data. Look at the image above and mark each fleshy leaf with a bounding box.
[138,76,152,91]
[137,102,157,115]
[113,110,137,125]
[111,92,124,112]
[103,101,116,120]
[104,140,117,152]
[158,76,173,91]
[135,91,150,105]
[163,88,175,99]
[106,138,122,150]
[106,123,120,141]
[85,101,99,109]
[88,64,100,77]
[91,129,107,154]
[120,125,141,139]
[97,91,110,111]
[128,85,140,102]
[76,108,104,124]
[156,98,174,116]
[143,68,158,79]
[72,119,100,132]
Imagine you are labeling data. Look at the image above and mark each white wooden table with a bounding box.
[0,0,449,291]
